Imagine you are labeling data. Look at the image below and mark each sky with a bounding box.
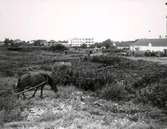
[0,0,167,41]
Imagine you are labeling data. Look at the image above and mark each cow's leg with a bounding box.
[22,92,26,99]
[17,94,20,98]
[31,87,39,98]
[40,85,45,98]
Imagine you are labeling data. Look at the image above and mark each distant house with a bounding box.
[130,39,167,52]
[114,41,135,50]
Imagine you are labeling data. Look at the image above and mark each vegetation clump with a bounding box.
[49,55,167,109]
[49,44,68,51]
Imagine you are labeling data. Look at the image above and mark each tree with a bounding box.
[4,38,14,46]
[94,42,103,48]
[81,43,87,48]
[49,44,68,51]
[33,40,47,46]
[102,39,113,49]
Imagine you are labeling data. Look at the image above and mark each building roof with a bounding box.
[132,38,167,46]
[115,41,135,47]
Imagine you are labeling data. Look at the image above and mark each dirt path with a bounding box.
[2,86,166,129]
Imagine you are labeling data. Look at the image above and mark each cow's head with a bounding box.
[13,78,20,93]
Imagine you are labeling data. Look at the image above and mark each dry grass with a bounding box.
[99,83,127,100]
[126,56,167,65]
[2,86,166,129]
[0,48,166,128]
[0,77,32,125]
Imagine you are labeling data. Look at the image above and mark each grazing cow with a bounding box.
[14,72,58,99]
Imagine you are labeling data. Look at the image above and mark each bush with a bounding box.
[144,51,164,57]
[49,44,68,51]
[91,55,121,65]
[99,83,127,100]
[80,43,87,48]
[136,80,167,108]
[51,60,116,91]
[144,51,152,56]
[70,64,116,91]
[51,62,73,85]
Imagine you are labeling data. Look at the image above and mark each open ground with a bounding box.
[0,46,167,129]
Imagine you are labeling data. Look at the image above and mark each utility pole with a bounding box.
[166,16,167,38]
[165,3,167,38]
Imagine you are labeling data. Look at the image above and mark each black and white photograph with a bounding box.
[0,0,167,128]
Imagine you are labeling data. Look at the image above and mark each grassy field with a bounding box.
[126,56,167,65]
[0,47,167,129]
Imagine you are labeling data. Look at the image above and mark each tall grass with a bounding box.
[51,55,165,107]
[91,55,167,108]
[0,77,29,124]
[99,83,127,101]
[0,90,25,123]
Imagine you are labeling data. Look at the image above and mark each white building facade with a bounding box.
[130,39,167,52]
[70,38,94,47]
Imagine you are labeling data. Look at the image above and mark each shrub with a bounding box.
[0,90,24,122]
[70,65,116,91]
[144,51,152,56]
[49,44,68,51]
[136,81,167,108]
[51,62,73,85]
[91,55,121,65]
[80,43,87,48]
[7,46,22,51]
[132,68,167,108]
[144,51,164,57]
[99,83,127,101]
[51,60,116,91]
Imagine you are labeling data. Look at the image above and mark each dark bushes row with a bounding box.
[48,44,68,51]
[131,51,166,57]
[144,51,165,57]
[7,44,68,52]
